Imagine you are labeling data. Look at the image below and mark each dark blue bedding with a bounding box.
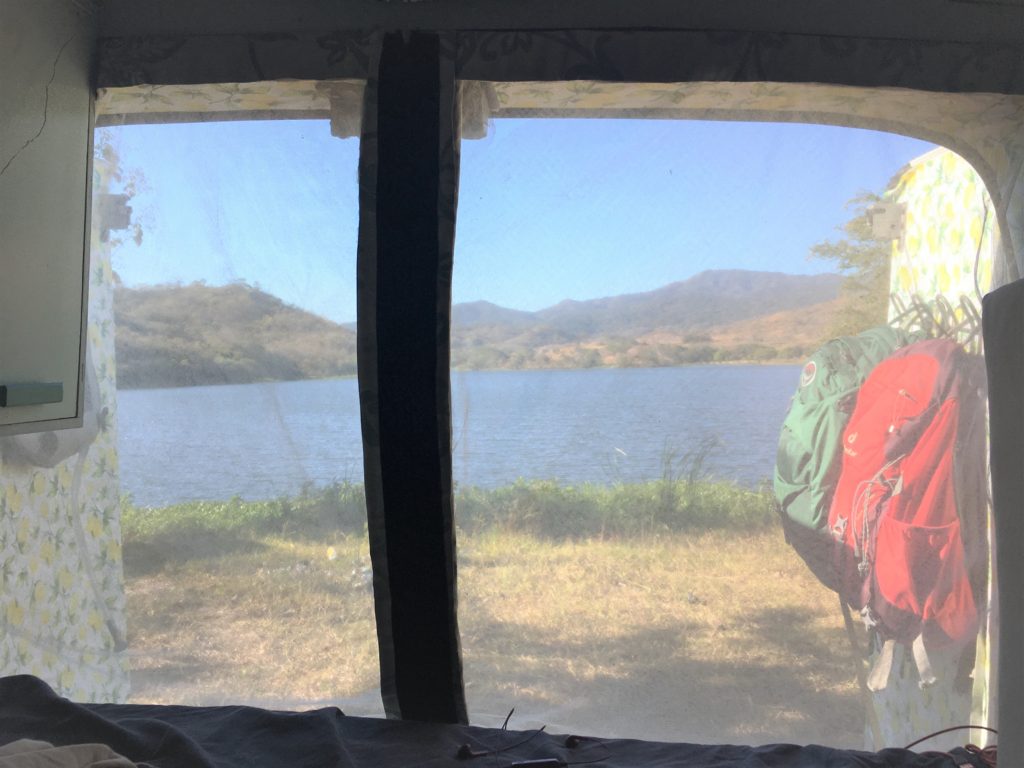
[0,676,974,767]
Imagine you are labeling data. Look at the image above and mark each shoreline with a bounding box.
[114,359,805,391]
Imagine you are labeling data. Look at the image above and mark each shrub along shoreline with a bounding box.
[121,477,777,567]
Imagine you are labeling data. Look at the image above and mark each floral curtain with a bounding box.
[0,159,129,703]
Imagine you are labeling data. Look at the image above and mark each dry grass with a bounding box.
[458,529,861,745]
[125,535,380,710]
[123,526,864,747]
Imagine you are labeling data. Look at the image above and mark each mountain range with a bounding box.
[114,270,842,388]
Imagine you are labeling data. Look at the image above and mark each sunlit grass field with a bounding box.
[120,480,864,747]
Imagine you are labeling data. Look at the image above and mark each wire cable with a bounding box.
[963,743,998,767]
[456,726,548,760]
[904,724,998,750]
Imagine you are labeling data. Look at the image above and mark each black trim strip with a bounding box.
[358,30,466,724]
[983,280,1024,761]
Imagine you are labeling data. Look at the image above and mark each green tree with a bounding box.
[809,192,893,337]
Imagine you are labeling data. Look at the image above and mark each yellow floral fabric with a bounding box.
[0,161,129,702]
[889,147,997,317]
[96,81,331,119]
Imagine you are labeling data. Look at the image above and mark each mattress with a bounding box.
[0,676,975,767]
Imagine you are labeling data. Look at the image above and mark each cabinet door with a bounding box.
[0,2,93,435]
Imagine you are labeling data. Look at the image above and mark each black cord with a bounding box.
[904,724,998,750]
[964,743,998,767]
[506,740,612,768]
[456,726,548,760]
[565,748,611,766]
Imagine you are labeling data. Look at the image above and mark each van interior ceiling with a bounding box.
[2,2,1024,767]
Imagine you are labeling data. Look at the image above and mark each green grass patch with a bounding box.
[456,477,774,538]
[122,481,366,540]
[121,481,367,573]
[122,476,776,573]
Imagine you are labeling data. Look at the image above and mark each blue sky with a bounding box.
[103,118,934,324]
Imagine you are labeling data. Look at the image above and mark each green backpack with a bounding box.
[774,326,914,590]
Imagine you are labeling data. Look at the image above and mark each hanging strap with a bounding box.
[866,638,896,692]
[911,633,938,689]
[841,597,884,747]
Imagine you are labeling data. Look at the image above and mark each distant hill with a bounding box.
[449,270,842,370]
[452,300,537,329]
[115,282,356,388]
[115,270,842,387]
[535,270,842,336]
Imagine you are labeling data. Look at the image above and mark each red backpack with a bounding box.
[827,338,987,686]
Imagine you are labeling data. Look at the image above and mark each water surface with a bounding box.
[117,365,800,507]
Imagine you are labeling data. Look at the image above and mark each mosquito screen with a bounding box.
[451,82,1001,751]
[0,79,381,713]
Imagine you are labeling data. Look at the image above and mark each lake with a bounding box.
[116,365,801,507]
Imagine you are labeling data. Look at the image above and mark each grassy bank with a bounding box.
[120,480,862,747]
[122,475,775,551]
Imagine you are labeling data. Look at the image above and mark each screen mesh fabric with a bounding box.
[452,88,1001,749]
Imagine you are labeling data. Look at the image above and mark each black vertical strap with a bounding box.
[983,279,1024,759]
[357,30,467,724]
